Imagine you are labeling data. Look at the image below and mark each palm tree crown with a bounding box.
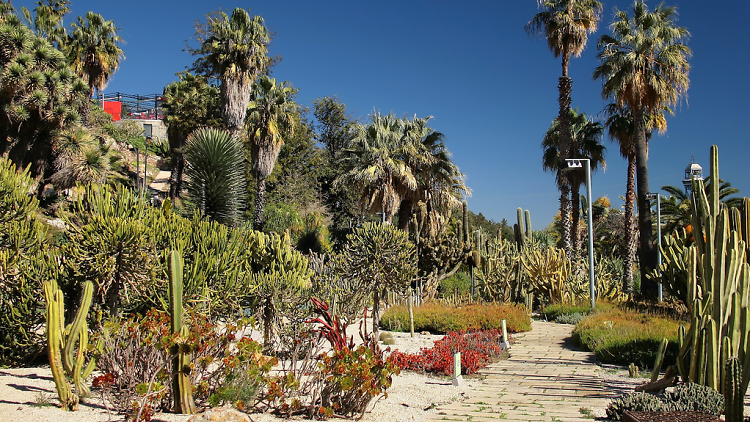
[526,0,603,76]
[542,108,605,249]
[67,12,124,104]
[246,75,297,231]
[192,8,271,137]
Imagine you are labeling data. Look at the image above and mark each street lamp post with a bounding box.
[646,193,663,302]
[565,159,595,309]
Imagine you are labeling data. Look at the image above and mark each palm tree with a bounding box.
[593,1,691,297]
[526,0,603,256]
[184,128,245,226]
[191,8,271,138]
[246,75,296,231]
[162,72,221,199]
[335,112,415,224]
[66,11,124,125]
[542,108,605,250]
[50,125,119,190]
[398,115,468,232]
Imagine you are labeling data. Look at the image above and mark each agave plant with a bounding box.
[184,127,245,226]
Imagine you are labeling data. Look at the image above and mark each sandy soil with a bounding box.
[0,330,479,422]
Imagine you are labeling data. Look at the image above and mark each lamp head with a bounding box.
[564,159,584,169]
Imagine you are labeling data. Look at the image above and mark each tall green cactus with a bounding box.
[515,208,525,248]
[725,357,744,422]
[675,145,750,396]
[43,279,94,411]
[168,250,196,415]
[524,209,532,239]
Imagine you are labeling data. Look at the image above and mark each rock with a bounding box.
[186,407,252,422]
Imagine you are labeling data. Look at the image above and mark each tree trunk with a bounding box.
[221,77,252,139]
[372,288,380,342]
[262,296,274,353]
[254,177,267,231]
[397,198,412,232]
[571,183,580,251]
[559,183,572,256]
[557,75,573,257]
[633,107,657,298]
[622,154,636,295]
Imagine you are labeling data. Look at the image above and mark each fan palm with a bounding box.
[542,108,605,250]
[398,115,468,232]
[184,128,245,226]
[50,125,118,189]
[66,11,124,125]
[192,8,271,138]
[335,112,415,224]
[593,1,691,297]
[527,0,602,256]
[246,75,296,231]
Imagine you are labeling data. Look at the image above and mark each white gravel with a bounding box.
[0,329,479,422]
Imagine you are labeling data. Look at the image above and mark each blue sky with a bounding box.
[13,0,750,227]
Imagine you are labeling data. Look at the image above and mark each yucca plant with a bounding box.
[184,127,246,226]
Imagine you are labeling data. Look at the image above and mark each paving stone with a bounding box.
[425,320,620,422]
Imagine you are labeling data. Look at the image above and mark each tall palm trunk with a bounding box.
[221,76,252,139]
[633,107,657,298]
[571,184,580,250]
[254,177,267,231]
[622,154,636,294]
[559,185,572,252]
[558,73,573,256]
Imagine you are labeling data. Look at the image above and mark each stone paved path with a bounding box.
[427,320,634,421]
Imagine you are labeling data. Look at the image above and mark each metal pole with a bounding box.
[585,160,595,310]
[656,195,662,302]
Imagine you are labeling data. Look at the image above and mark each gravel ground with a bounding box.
[0,329,480,422]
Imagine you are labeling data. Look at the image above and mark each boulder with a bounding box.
[186,407,252,422]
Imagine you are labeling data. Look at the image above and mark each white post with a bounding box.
[501,319,510,350]
[452,352,464,386]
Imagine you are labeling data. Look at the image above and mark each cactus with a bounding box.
[673,145,750,396]
[168,250,196,415]
[725,357,744,422]
[524,209,532,238]
[650,338,668,383]
[516,208,525,247]
[462,200,469,244]
[43,279,94,411]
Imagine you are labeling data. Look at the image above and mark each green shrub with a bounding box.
[380,302,531,334]
[554,312,586,325]
[439,272,471,298]
[541,303,591,321]
[572,305,683,367]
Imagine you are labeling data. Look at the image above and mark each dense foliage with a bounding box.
[572,304,683,367]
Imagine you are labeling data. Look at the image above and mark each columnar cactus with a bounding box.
[675,145,750,395]
[725,357,744,422]
[43,279,94,411]
[168,250,196,414]
[524,209,532,239]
